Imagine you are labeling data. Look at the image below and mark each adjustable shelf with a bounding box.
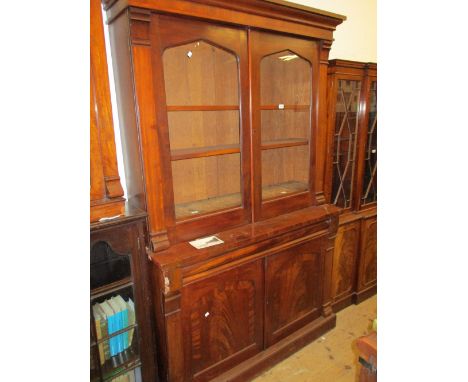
[175,192,242,220]
[261,138,309,150]
[171,144,240,161]
[262,180,308,200]
[260,104,310,111]
[167,105,239,111]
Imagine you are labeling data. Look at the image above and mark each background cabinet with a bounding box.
[90,211,158,382]
[326,60,377,311]
[356,214,377,301]
[90,0,124,222]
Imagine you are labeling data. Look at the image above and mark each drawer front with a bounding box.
[181,260,263,381]
[265,236,326,346]
[331,220,360,302]
[358,216,377,290]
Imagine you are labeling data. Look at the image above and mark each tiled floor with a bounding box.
[252,295,377,382]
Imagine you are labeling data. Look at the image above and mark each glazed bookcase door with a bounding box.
[90,241,143,382]
[360,79,377,207]
[153,15,251,241]
[330,78,362,210]
[250,31,319,221]
[90,221,157,382]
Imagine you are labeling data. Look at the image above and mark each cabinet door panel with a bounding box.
[265,237,325,346]
[151,14,252,242]
[181,260,263,381]
[331,221,360,303]
[358,216,377,290]
[250,30,319,221]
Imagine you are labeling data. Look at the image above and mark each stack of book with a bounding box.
[110,367,142,382]
[92,295,136,368]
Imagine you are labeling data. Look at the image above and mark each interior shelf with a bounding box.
[175,192,242,220]
[174,181,308,219]
[167,105,239,111]
[260,104,310,111]
[262,180,308,200]
[171,144,240,161]
[261,138,309,150]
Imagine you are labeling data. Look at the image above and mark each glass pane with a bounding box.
[168,111,239,150]
[260,50,311,201]
[91,242,131,290]
[331,79,361,208]
[91,286,140,382]
[362,81,377,204]
[261,146,309,200]
[91,335,100,382]
[163,41,243,219]
[109,367,142,382]
[163,41,238,106]
[172,153,241,220]
[260,50,311,106]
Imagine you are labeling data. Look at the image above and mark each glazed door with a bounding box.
[181,260,263,381]
[151,14,251,242]
[328,75,365,211]
[250,30,320,221]
[265,236,326,346]
[359,78,377,208]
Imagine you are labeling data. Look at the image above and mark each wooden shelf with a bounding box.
[167,105,239,111]
[91,323,139,347]
[260,104,310,111]
[91,277,133,301]
[175,192,242,220]
[262,181,308,200]
[171,144,240,161]
[261,138,309,150]
[175,181,309,219]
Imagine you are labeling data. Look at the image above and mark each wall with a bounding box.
[287,0,376,62]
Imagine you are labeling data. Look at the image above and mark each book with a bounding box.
[114,295,129,350]
[109,297,124,354]
[98,304,111,362]
[126,298,136,347]
[128,369,136,382]
[135,367,142,382]
[92,304,105,364]
[94,303,111,363]
[100,300,118,357]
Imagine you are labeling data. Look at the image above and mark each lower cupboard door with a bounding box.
[181,259,263,381]
[358,215,377,291]
[265,236,326,347]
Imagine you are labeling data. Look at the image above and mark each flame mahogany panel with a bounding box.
[265,236,326,346]
[181,260,263,381]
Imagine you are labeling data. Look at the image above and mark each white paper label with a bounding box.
[278,104,285,109]
[189,235,224,249]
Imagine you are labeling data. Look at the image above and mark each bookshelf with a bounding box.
[325,60,377,312]
[104,1,345,380]
[90,210,158,382]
